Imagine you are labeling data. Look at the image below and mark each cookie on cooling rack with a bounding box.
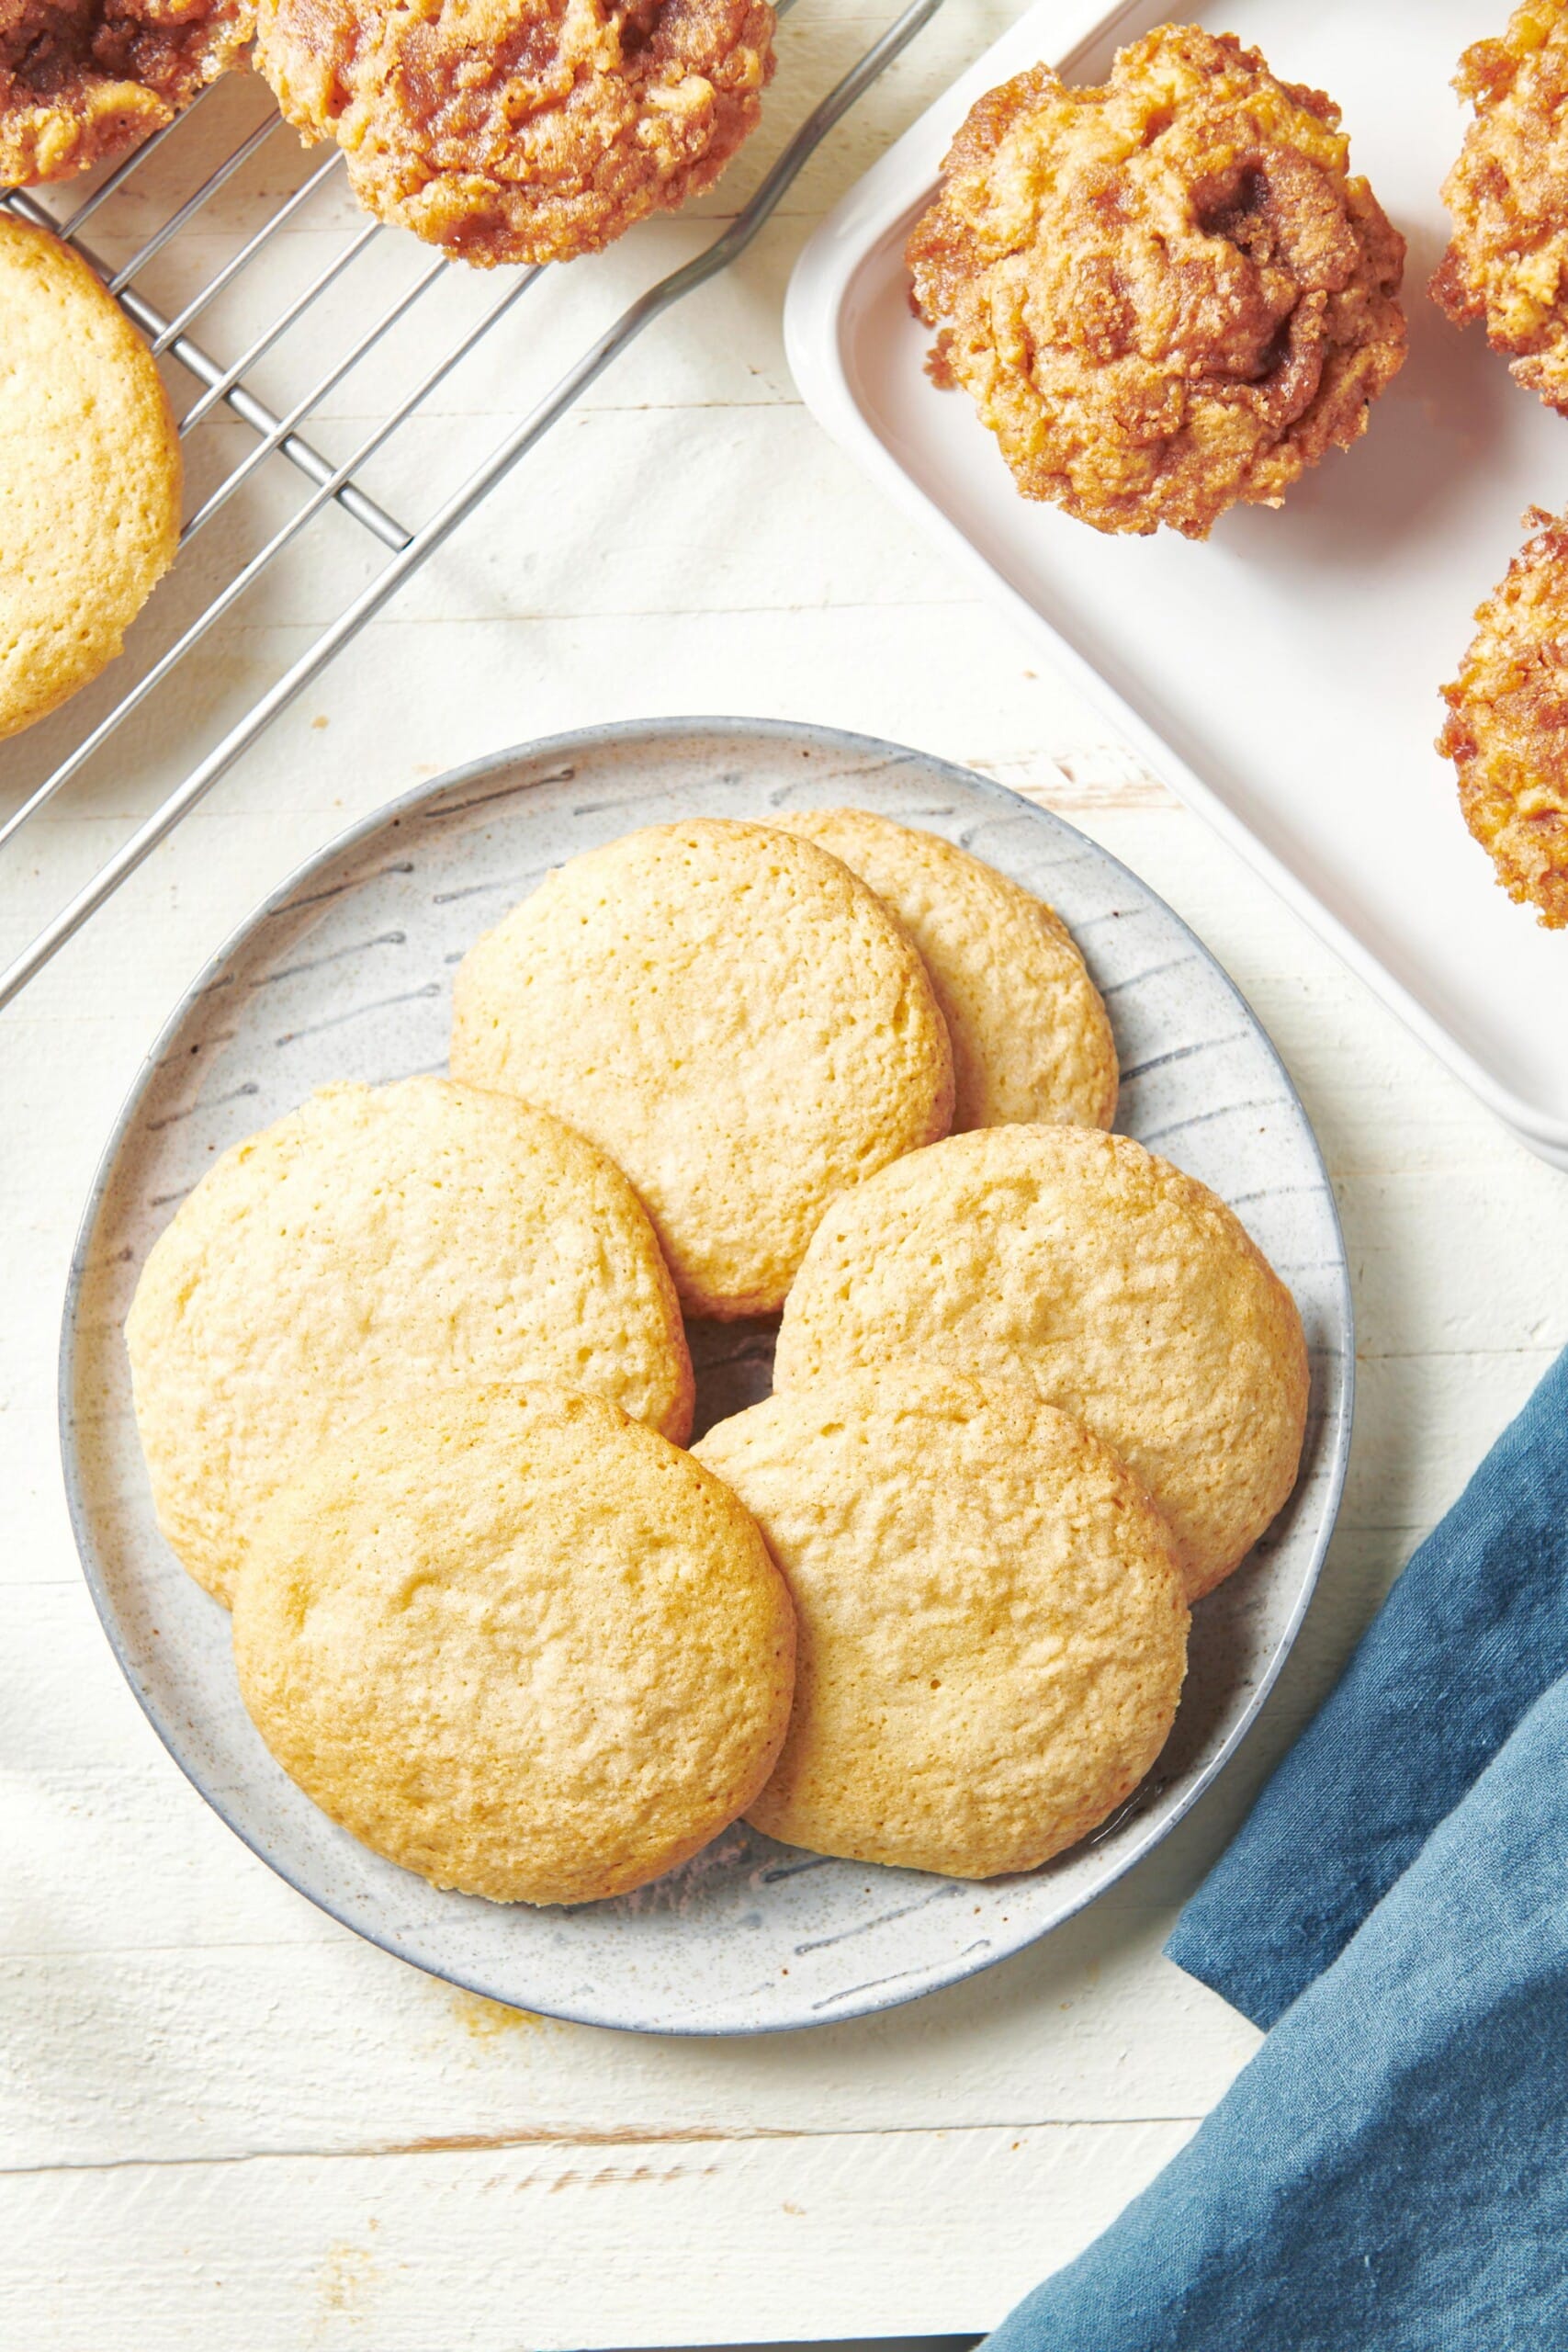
[233,1385,796,1905]
[450,818,954,1319]
[254,0,775,267]
[906,25,1405,538]
[0,218,181,743]
[694,1362,1188,1880]
[0,0,254,185]
[126,1076,694,1603]
[775,807,1118,1131]
[773,1124,1309,1603]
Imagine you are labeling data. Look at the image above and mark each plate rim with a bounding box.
[57,712,1355,2035]
[781,0,1568,1165]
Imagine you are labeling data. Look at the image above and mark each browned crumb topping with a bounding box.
[1439,507,1568,930]
[254,0,774,269]
[1433,0,1568,413]
[905,23,1406,540]
[0,0,254,186]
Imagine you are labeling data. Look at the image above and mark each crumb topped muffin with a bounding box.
[1433,0,1568,413]
[907,24,1406,539]
[1440,508,1568,929]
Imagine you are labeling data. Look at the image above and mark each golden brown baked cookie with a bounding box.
[450,819,954,1319]
[773,1124,1308,1602]
[694,1363,1188,1880]
[233,1385,795,1905]
[775,807,1117,1131]
[906,26,1406,539]
[126,1076,694,1603]
[0,218,181,742]
[1,0,254,185]
[1433,2,1568,413]
[254,0,774,268]
[1438,506,1568,928]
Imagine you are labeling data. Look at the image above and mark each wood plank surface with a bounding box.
[4,5,1566,2344]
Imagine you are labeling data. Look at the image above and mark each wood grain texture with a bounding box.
[4,2,1568,2341]
[3,2124,1197,2350]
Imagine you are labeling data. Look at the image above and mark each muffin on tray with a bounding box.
[1433,1,1568,413]
[906,24,1406,539]
[254,0,775,267]
[1439,507,1568,929]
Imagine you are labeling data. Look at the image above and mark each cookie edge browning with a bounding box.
[232,1383,797,1905]
[773,1123,1310,1601]
[0,218,182,743]
[773,806,1119,1132]
[695,1363,1190,1880]
[451,819,955,1320]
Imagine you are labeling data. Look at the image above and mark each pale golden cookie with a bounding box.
[694,1363,1188,1880]
[233,1385,795,1905]
[450,819,954,1319]
[254,0,774,268]
[907,27,1405,539]
[127,1076,694,1604]
[776,808,1117,1131]
[774,1125,1308,1602]
[0,219,181,742]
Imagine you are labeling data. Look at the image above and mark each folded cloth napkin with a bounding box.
[986,1347,1568,2352]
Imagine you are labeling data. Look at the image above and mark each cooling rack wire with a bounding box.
[0,0,949,1010]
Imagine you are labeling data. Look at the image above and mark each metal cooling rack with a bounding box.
[0,0,948,1010]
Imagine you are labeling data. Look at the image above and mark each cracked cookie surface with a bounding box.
[695,1363,1188,1881]
[235,1385,795,1905]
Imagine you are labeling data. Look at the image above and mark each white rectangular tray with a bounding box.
[786,0,1568,1168]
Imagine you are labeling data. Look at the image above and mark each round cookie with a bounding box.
[450,819,954,1319]
[694,1363,1188,1880]
[775,807,1117,1131]
[773,1125,1308,1602]
[127,1076,694,1604]
[255,0,774,268]
[233,1385,796,1905]
[1,0,254,187]
[0,219,182,742]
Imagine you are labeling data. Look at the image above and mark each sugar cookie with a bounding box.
[451,819,954,1317]
[127,1076,694,1602]
[234,1385,795,1905]
[694,1363,1187,1878]
[773,1124,1308,1600]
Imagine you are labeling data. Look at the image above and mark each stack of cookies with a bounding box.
[127,808,1308,1905]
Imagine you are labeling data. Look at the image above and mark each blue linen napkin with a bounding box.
[985,1347,1568,2352]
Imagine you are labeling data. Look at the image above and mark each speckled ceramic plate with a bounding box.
[61,718,1352,2035]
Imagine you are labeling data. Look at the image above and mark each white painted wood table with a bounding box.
[4,7,1566,2345]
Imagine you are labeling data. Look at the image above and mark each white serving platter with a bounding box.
[786,0,1568,1168]
[61,718,1350,2034]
